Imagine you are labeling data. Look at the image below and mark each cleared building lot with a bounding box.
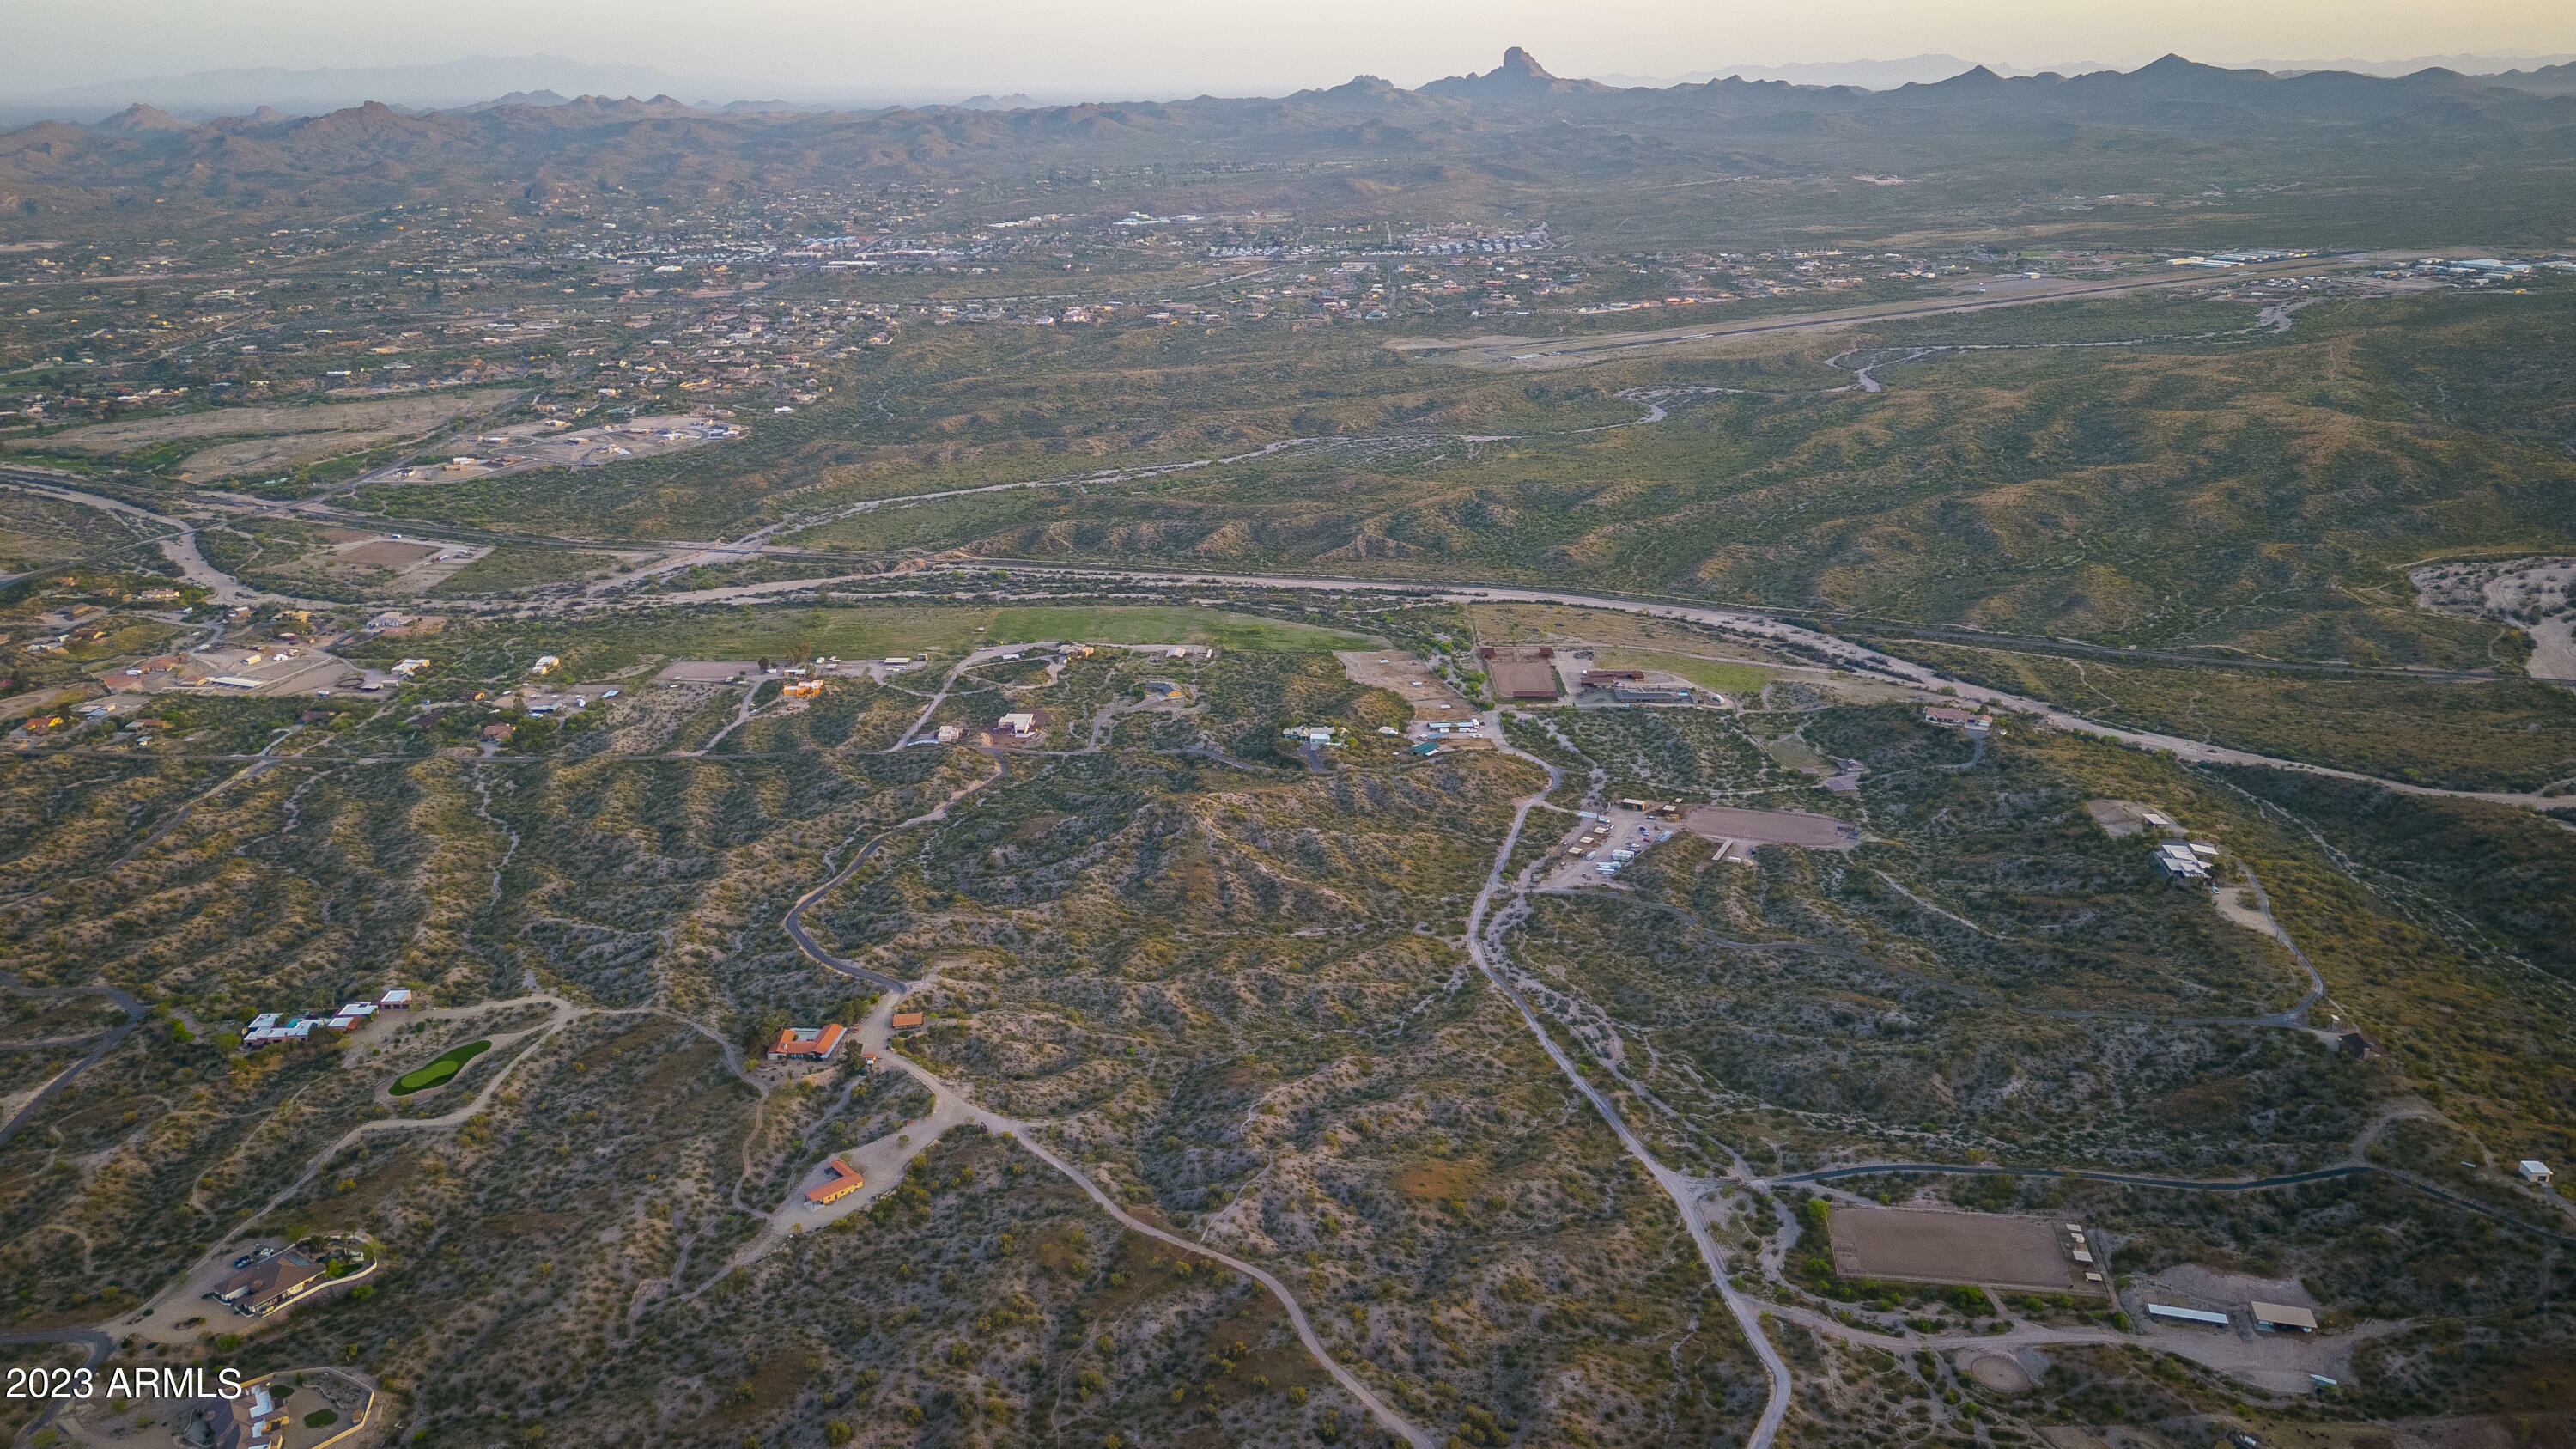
[1335,650,1476,720]
[1679,803,1860,849]
[1830,1208,2080,1293]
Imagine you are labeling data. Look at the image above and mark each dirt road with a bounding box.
[1469,717,1796,1449]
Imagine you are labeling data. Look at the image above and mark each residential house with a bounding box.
[805,1156,866,1206]
[213,1251,329,1316]
[764,1024,848,1064]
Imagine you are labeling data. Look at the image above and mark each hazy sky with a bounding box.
[8,0,2576,94]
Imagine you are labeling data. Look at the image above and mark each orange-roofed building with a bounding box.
[805,1156,865,1205]
[889,1012,924,1029]
[764,1024,848,1063]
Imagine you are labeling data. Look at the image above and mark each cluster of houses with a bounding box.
[241,989,412,1049]
[2154,838,2222,883]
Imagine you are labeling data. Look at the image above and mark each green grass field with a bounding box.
[345,602,1376,683]
[1596,648,1775,697]
[390,1039,489,1096]
[983,605,1375,651]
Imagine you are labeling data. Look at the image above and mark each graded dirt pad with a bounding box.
[1830,1207,2075,1292]
[2151,1263,2317,1312]
[340,539,446,568]
[2085,799,2149,837]
[23,388,519,452]
[1678,804,1859,849]
[655,660,762,685]
[1335,650,1473,720]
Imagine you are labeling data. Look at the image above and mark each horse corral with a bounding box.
[1830,1208,2083,1294]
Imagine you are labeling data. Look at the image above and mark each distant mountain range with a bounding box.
[1595,56,2113,89]
[0,55,797,126]
[1599,51,2576,89]
[8,46,2575,230]
[9,46,2576,127]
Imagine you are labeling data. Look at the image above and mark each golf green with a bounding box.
[390,1039,490,1096]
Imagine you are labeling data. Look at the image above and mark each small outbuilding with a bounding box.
[2522,1160,2555,1185]
[2250,1301,2318,1333]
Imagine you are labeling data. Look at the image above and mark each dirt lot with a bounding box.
[2148,1263,2318,1312]
[378,412,742,482]
[656,660,765,685]
[19,390,522,478]
[1831,1207,2078,1292]
[339,539,444,568]
[22,391,519,452]
[321,534,490,592]
[2085,798,2180,838]
[1336,650,1474,720]
[1468,602,1800,658]
[1678,803,1860,850]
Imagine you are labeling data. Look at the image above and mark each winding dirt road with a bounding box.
[765,749,1440,1446]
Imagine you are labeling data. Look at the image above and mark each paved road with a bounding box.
[0,1326,116,1447]
[15,454,2564,814]
[1841,618,2512,685]
[970,565,2575,809]
[0,974,146,1150]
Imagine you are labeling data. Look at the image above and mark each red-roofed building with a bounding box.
[764,1024,848,1063]
[805,1156,865,1205]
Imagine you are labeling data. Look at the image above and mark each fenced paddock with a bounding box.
[1830,1208,2077,1293]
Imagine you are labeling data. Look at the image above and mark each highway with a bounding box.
[12,454,2562,809]
[972,564,2576,810]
